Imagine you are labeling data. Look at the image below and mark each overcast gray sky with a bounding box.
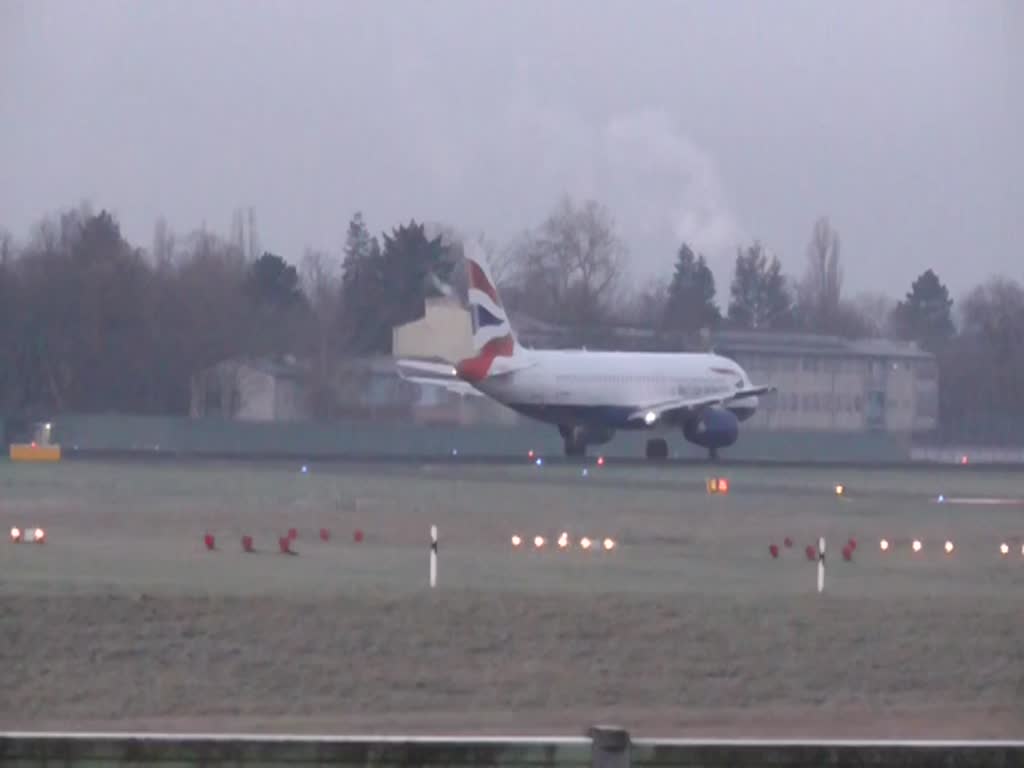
[1,0,1020,299]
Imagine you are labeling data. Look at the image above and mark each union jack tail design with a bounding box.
[456,254,518,382]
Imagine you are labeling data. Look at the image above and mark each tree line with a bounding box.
[1,198,1021,442]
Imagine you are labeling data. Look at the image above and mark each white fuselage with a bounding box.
[473,348,758,430]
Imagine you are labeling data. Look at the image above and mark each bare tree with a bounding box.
[799,216,843,330]
[0,229,14,266]
[301,248,341,419]
[505,196,625,329]
[851,292,896,337]
[152,217,176,267]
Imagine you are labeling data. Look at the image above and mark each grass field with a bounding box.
[1,457,1022,737]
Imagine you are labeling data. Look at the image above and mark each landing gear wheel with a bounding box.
[646,438,668,461]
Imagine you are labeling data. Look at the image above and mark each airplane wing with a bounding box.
[627,385,776,424]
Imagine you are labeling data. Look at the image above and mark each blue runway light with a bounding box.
[301,465,308,474]
[937,494,945,503]
[535,458,543,467]
[582,468,589,477]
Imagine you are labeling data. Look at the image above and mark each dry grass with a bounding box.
[1,459,1023,737]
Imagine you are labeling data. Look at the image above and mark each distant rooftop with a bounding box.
[710,330,933,360]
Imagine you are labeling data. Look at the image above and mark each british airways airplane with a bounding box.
[398,252,774,461]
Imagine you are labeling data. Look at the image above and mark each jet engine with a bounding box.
[682,407,739,450]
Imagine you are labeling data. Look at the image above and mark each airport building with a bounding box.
[708,331,937,434]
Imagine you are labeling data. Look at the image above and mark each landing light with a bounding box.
[644,411,658,425]
[834,484,845,496]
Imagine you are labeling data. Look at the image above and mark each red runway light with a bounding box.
[287,528,298,541]
[769,544,779,559]
[279,536,294,554]
[597,456,605,466]
[241,535,254,553]
[842,546,853,561]
[203,533,216,551]
[353,529,364,543]
[319,527,330,542]
[848,537,857,551]
[805,544,817,562]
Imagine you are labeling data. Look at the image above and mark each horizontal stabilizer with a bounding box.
[395,358,458,379]
[400,375,484,397]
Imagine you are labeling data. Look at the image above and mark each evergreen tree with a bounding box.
[662,242,720,332]
[244,252,303,311]
[727,242,793,330]
[890,268,955,350]
[339,217,456,355]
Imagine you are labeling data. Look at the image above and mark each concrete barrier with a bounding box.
[2,730,1023,768]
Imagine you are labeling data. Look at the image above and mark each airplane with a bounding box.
[397,252,775,461]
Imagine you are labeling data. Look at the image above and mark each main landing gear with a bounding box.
[561,428,587,458]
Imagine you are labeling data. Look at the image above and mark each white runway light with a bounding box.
[511,534,522,548]
[429,525,438,589]
[912,539,923,553]
[602,537,616,551]
[557,532,569,549]
[580,537,592,550]
[944,540,955,554]
[1000,542,1010,556]
[879,538,890,552]
[533,535,545,549]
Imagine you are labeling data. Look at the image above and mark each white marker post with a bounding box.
[430,525,438,589]
[817,536,826,594]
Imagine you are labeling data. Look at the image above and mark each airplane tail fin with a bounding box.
[457,247,520,382]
